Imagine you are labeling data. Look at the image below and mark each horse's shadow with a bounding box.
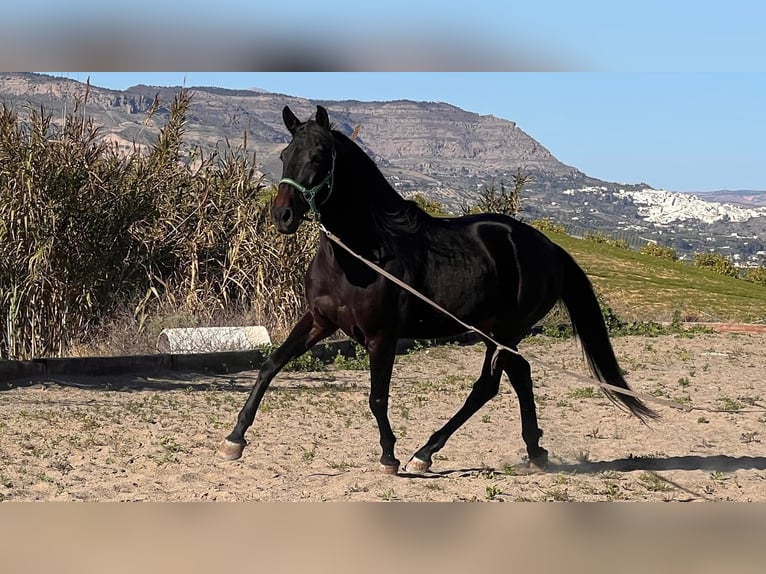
[403,455,766,478]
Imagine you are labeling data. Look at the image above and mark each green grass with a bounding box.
[547,231,766,323]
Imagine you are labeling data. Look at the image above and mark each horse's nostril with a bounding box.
[281,208,293,224]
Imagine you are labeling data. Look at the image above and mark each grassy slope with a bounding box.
[546,231,766,323]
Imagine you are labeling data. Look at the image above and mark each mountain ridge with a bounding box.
[1,73,764,263]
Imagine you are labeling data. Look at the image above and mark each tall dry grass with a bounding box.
[0,88,317,360]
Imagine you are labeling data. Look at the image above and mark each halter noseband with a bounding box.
[278,148,336,222]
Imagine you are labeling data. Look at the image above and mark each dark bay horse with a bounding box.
[217,105,656,474]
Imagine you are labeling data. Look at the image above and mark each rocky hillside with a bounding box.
[0,73,602,207]
[1,73,764,262]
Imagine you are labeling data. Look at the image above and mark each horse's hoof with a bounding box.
[530,450,548,470]
[217,439,246,461]
[404,457,431,474]
[379,462,400,475]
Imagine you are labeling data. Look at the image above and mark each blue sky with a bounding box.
[50,73,765,193]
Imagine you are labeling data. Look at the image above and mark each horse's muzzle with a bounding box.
[272,205,302,234]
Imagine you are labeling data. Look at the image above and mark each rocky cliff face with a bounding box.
[0,73,592,208]
[1,73,764,262]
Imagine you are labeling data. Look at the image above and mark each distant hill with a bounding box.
[692,190,766,207]
[1,73,764,263]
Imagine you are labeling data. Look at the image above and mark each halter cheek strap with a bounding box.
[278,149,336,222]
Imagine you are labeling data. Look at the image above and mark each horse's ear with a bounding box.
[315,105,330,129]
[283,106,300,135]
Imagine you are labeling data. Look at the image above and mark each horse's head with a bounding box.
[272,105,335,234]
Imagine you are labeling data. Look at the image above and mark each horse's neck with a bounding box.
[325,149,405,251]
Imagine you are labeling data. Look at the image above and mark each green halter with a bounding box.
[278,149,336,222]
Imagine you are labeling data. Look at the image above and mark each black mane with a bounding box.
[330,129,432,240]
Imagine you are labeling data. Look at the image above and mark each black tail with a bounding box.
[558,249,658,421]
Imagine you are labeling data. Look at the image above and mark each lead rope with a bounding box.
[318,223,698,415]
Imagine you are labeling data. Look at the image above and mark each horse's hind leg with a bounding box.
[405,344,503,473]
[504,353,548,471]
[217,312,336,461]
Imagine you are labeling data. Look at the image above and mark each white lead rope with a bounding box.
[319,224,694,414]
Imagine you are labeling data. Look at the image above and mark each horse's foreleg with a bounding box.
[217,312,336,461]
[367,337,399,474]
[405,344,502,473]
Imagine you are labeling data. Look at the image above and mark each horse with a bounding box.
[217,105,657,474]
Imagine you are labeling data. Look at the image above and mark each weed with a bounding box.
[638,472,673,492]
[602,482,621,500]
[542,488,571,502]
[710,471,728,484]
[481,414,491,424]
[285,353,327,372]
[485,485,503,500]
[157,434,185,464]
[333,348,370,370]
[575,450,590,463]
[697,416,709,424]
[586,427,601,439]
[569,387,599,399]
[328,460,357,471]
[553,474,570,486]
[301,446,316,464]
[379,488,396,501]
[740,431,760,444]
[501,463,517,476]
[719,397,743,413]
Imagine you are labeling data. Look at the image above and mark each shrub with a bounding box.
[693,253,739,278]
[639,243,678,261]
[531,218,567,235]
[410,193,447,216]
[743,266,766,286]
[462,169,530,217]
[583,232,630,250]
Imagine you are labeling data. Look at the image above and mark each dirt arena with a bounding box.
[1,332,765,501]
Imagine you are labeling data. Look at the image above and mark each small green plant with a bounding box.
[710,471,728,484]
[301,446,317,463]
[481,414,491,423]
[569,387,599,399]
[379,488,396,501]
[638,472,673,492]
[697,416,709,424]
[157,434,184,464]
[285,353,327,372]
[602,482,621,500]
[719,397,744,413]
[485,485,503,500]
[328,460,357,471]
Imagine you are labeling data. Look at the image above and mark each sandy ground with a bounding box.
[1,332,765,502]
